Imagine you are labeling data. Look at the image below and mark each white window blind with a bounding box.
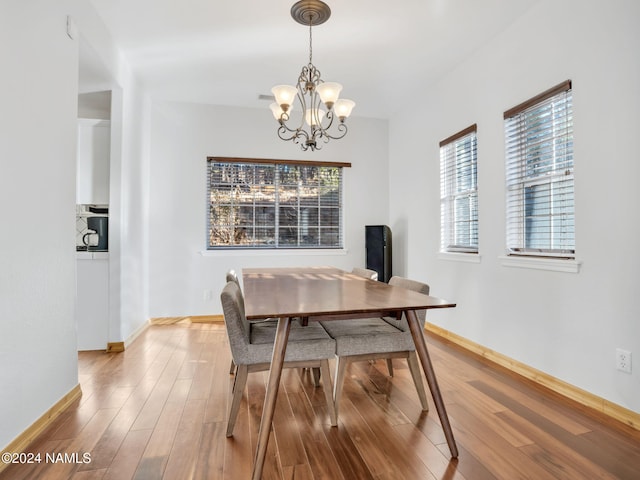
[207,157,349,249]
[439,124,478,253]
[504,80,574,258]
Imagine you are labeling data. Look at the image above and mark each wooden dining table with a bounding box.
[242,266,458,479]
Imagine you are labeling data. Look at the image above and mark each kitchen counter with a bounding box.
[76,251,109,260]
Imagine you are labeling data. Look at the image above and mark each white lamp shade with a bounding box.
[269,102,290,120]
[271,85,297,108]
[334,99,355,119]
[305,107,326,127]
[316,82,342,107]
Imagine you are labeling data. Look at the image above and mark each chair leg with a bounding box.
[407,351,429,411]
[320,360,338,426]
[333,356,349,422]
[312,367,321,387]
[227,364,248,437]
[386,358,394,376]
[229,359,236,375]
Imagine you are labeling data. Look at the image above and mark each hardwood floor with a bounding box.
[2,322,639,479]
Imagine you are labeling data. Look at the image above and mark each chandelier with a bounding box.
[270,0,355,151]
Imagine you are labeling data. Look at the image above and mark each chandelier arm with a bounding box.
[276,73,307,136]
[277,117,302,135]
[320,120,348,141]
[316,107,336,131]
[277,124,303,141]
[298,65,309,88]
[276,121,318,152]
[276,125,297,141]
[297,77,308,111]
[309,64,321,85]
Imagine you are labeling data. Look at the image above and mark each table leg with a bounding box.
[252,316,291,480]
[406,309,459,458]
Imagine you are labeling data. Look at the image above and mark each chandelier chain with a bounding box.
[308,18,313,65]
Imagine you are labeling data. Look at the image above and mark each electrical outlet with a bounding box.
[203,289,213,301]
[616,348,632,373]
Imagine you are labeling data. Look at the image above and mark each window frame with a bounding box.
[206,157,350,250]
[504,80,575,259]
[439,124,479,255]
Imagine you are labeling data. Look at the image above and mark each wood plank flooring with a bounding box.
[2,322,639,479]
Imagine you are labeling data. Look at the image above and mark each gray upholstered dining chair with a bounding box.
[319,276,431,418]
[225,269,280,374]
[226,269,324,382]
[351,267,378,280]
[220,280,338,437]
[226,270,246,374]
[226,269,241,286]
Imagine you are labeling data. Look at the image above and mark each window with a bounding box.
[439,124,478,253]
[207,157,350,249]
[504,80,574,258]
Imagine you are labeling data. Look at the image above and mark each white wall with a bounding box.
[148,101,389,317]
[0,0,150,449]
[110,82,151,343]
[0,1,80,449]
[389,0,640,412]
[72,5,150,345]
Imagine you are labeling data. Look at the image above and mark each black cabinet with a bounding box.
[365,225,392,283]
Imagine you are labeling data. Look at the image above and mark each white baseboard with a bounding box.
[425,322,640,432]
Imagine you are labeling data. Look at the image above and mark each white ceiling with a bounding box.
[84,0,540,119]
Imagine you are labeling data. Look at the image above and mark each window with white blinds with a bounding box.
[439,124,478,254]
[504,80,574,258]
[207,157,349,249]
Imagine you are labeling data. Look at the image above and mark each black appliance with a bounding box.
[83,216,109,251]
[365,225,392,283]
